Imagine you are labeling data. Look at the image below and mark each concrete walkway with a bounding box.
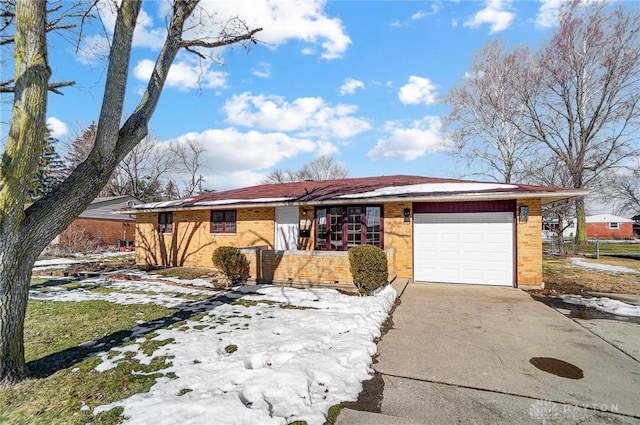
[336,283,640,424]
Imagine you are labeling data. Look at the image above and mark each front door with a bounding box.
[275,207,299,250]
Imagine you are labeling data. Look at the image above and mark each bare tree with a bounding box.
[515,1,640,243]
[0,0,261,384]
[444,40,534,183]
[263,155,349,184]
[604,166,640,216]
[263,169,300,184]
[104,137,174,202]
[168,139,206,196]
[64,122,97,174]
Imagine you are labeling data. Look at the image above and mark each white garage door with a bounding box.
[414,212,514,286]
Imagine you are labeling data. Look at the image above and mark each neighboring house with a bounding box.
[582,214,634,239]
[634,215,640,237]
[118,175,586,290]
[55,196,141,247]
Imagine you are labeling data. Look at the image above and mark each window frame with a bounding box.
[609,222,620,230]
[314,205,383,251]
[210,210,237,234]
[158,212,173,234]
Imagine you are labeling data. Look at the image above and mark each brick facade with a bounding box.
[516,199,542,287]
[59,218,134,246]
[134,198,545,289]
[586,222,634,239]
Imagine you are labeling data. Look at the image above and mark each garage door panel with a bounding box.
[414,212,514,286]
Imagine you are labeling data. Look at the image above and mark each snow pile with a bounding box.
[569,257,637,274]
[29,272,396,425]
[559,294,640,318]
[93,284,396,425]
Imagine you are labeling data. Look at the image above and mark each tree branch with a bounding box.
[180,27,262,50]
[0,80,75,94]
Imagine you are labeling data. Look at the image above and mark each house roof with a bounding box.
[585,214,634,223]
[119,175,587,214]
[81,195,142,221]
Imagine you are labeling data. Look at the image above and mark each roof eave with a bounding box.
[114,189,588,214]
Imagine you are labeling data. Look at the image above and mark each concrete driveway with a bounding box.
[337,283,640,425]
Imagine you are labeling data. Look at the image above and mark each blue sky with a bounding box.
[1,1,589,191]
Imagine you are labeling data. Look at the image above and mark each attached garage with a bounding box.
[413,202,515,286]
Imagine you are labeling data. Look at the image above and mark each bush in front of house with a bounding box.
[212,246,250,287]
[348,245,388,295]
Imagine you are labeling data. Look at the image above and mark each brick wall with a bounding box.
[242,247,396,291]
[516,199,542,287]
[383,202,413,278]
[586,222,634,239]
[135,208,276,267]
[59,218,134,246]
[134,205,400,287]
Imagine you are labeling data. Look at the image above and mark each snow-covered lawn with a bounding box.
[29,271,395,425]
[33,251,135,271]
[569,257,638,274]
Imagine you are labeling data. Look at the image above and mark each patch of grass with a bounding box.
[232,299,278,307]
[224,344,238,354]
[575,242,640,256]
[177,388,193,396]
[0,299,180,424]
[30,277,49,285]
[139,338,175,356]
[0,347,171,425]
[87,286,212,301]
[541,255,640,295]
[324,403,344,425]
[281,305,315,311]
[152,267,219,281]
[24,300,176,362]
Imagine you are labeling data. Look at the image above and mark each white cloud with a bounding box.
[535,0,567,28]
[398,76,438,105]
[316,140,340,157]
[464,0,515,33]
[391,4,442,27]
[46,117,69,139]
[165,128,318,189]
[194,0,351,60]
[223,92,371,139]
[133,59,227,90]
[340,78,365,95]
[367,116,447,160]
[91,0,350,62]
[252,62,272,78]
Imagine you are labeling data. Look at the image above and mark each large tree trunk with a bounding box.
[575,197,588,245]
[0,0,260,385]
[0,0,50,385]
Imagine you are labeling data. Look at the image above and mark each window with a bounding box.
[315,205,382,250]
[211,210,237,233]
[609,222,619,230]
[158,212,173,233]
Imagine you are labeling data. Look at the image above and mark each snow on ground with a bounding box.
[33,251,135,271]
[569,257,638,274]
[30,275,216,308]
[29,273,396,425]
[559,294,640,318]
